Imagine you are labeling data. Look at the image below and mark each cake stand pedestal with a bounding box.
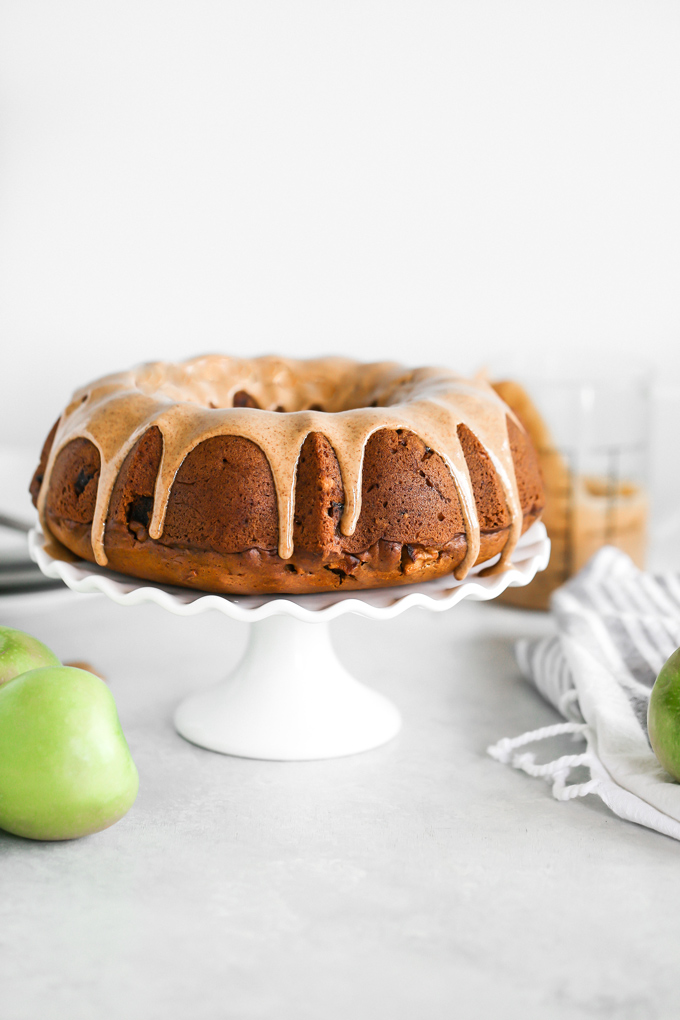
[30,522,549,761]
[175,614,401,759]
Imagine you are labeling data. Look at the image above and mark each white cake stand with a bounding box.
[30,523,549,761]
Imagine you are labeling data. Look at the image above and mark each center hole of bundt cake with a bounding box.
[230,391,330,413]
[136,359,392,413]
[226,392,381,413]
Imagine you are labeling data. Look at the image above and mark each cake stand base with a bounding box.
[174,614,401,760]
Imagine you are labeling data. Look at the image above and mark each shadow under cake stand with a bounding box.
[30,523,549,761]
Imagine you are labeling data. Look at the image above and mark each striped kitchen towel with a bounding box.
[488,546,680,840]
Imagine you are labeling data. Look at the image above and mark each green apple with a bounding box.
[648,646,680,781]
[0,625,60,686]
[0,666,138,840]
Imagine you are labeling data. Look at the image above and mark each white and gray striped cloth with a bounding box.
[488,546,680,840]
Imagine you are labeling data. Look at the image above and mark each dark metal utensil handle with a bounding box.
[0,512,33,533]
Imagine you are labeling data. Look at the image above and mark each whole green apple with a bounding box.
[648,646,680,781]
[0,666,138,840]
[0,625,60,686]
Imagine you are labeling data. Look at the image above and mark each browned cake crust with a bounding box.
[31,404,544,595]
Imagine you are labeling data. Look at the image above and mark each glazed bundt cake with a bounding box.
[30,356,545,594]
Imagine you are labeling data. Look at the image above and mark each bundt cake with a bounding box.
[30,356,545,594]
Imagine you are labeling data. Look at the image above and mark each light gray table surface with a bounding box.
[0,585,678,1020]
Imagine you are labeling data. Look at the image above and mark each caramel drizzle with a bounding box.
[37,356,523,580]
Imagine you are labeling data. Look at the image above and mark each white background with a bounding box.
[1,0,679,451]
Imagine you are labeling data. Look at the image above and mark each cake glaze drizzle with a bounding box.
[37,356,524,579]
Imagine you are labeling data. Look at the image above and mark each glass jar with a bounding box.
[494,371,651,610]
